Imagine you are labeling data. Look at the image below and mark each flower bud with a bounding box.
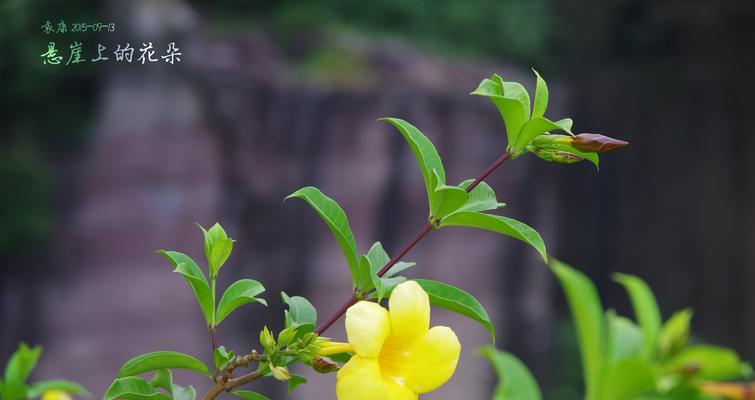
[277,328,296,348]
[260,326,275,352]
[311,357,340,374]
[270,365,291,381]
[42,390,72,400]
[530,147,584,164]
[571,133,628,153]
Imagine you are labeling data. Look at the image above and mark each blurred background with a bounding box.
[1,0,754,398]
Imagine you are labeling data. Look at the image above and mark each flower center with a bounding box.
[378,336,411,386]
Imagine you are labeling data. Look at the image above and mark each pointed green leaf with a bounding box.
[281,292,317,331]
[512,117,572,156]
[199,223,228,262]
[414,279,495,342]
[216,279,267,324]
[500,78,531,120]
[532,69,549,119]
[659,309,693,359]
[480,346,541,400]
[604,312,644,363]
[287,375,307,394]
[208,237,233,279]
[285,187,359,285]
[118,351,210,378]
[549,259,604,400]
[380,118,446,215]
[27,380,89,398]
[455,179,506,215]
[4,343,41,385]
[171,385,196,400]
[471,76,528,147]
[384,261,415,277]
[148,369,172,392]
[158,250,214,325]
[613,273,662,360]
[103,377,171,400]
[232,391,270,400]
[213,347,235,372]
[359,242,415,301]
[430,170,469,221]
[440,212,547,262]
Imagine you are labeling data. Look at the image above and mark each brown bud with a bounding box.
[311,357,340,374]
[571,133,629,153]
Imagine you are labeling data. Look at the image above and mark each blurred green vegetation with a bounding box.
[0,0,96,259]
[193,0,554,65]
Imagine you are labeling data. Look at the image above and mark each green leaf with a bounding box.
[471,76,528,147]
[531,69,549,119]
[613,273,662,360]
[511,117,572,156]
[599,358,655,400]
[430,170,469,221]
[414,279,495,342]
[480,346,541,400]
[359,242,412,301]
[549,259,604,400]
[208,237,234,279]
[658,309,693,359]
[171,385,196,400]
[199,223,228,256]
[118,351,211,378]
[148,369,172,392]
[440,212,547,262]
[379,118,446,215]
[216,279,267,324]
[281,292,317,331]
[3,343,41,385]
[213,347,235,372]
[285,186,359,285]
[232,391,270,400]
[455,179,506,215]
[287,375,307,394]
[663,345,744,380]
[604,312,644,363]
[103,377,171,400]
[27,380,89,398]
[157,250,214,325]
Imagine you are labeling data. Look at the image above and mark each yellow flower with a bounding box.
[41,390,72,400]
[323,281,461,400]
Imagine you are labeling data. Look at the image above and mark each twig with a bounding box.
[314,152,512,334]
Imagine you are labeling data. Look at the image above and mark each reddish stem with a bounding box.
[314,152,512,335]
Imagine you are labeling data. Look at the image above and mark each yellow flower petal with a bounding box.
[42,391,72,400]
[388,281,430,342]
[404,326,461,394]
[345,301,390,358]
[336,356,386,400]
[386,380,418,400]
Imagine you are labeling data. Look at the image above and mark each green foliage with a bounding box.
[117,351,211,379]
[280,292,317,332]
[543,260,751,400]
[216,279,267,324]
[157,250,215,326]
[1,344,87,400]
[285,187,359,285]
[480,347,541,400]
[415,279,495,342]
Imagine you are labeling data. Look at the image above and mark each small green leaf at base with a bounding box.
[414,279,495,342]
[117,351,210,379]
[287,375,307,394]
